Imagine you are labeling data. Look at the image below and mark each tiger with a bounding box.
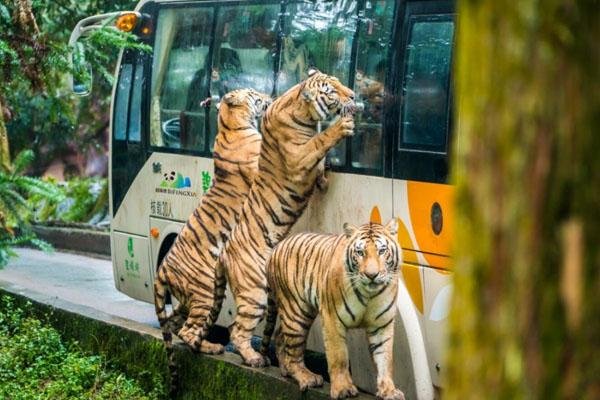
[261,220,404,400]
[153,88,271,385]
[211,69,357,368]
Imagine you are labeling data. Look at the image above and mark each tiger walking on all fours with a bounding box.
[212,69,357,368]
[153,89,271,374]
[261,221,404,400]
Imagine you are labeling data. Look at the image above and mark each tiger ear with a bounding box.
[307,67,320,77]
[343,223,358,238]
[385,218,398,236]
[223,91,243,106]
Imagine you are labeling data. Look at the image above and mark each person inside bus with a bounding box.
[353,60,386,169]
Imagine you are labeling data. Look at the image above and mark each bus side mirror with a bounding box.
[71,44,93,96]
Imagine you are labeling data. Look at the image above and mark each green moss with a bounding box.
[0,296,158,399]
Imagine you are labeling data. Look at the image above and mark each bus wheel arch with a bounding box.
[156,233,177,271]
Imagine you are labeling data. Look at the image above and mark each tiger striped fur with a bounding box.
[153,89,271,391]
[261,220,404,400]
[212,70,357,368]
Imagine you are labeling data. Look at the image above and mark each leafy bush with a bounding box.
[0,296,159,399]
[0,150,62,267]
[30,177,108,225]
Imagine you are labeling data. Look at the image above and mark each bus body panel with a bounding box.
[112,231,154,302]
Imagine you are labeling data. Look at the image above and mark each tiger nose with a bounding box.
[365,270,378,281]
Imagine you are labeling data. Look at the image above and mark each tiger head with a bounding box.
[221,88,272,120]
[343,220,401,290]
[300,68,356,121]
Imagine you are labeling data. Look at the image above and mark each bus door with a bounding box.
[111,49,148,216]
[391,0,456,388]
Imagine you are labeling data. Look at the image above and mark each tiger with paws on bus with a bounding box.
[153,89,271,376]
[212,69,357,368]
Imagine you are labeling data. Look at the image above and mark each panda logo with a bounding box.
[163,171,176,183]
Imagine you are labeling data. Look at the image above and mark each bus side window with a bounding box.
[400,17,454,152]
[208,4,279,151]
[114,63,133,141]
[150,7,214,153]
[394,3,455,184]
[278,1,359,167]
[128,59,144,142]
[351,0,396,172]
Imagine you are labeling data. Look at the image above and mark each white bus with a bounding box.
[71,1,455,398]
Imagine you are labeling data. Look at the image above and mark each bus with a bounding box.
[70,1,455,398]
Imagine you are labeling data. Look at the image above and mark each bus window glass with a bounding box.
[128,60,144,142]
[150,7,214,151]
[208,4,279,150]
[279,0,358,167]
[400,17,454,152]
[351,0,395,171]
[114,63,132,141]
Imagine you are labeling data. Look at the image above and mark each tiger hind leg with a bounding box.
[277,311,322,391]
[178,300,224,355]
[229,289,270,367]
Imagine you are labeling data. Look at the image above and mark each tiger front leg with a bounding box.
[322,316,358,399]
[277,311,323,391]
[286,116,355,173]
[367,320,404,400]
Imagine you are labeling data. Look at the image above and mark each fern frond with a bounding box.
[29,237,54,253]
[11,150,35,176]
[13,176,63,201]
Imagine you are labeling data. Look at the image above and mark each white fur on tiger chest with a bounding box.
[337,283,396,329]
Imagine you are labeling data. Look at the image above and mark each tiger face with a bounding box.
[343,220,401,291]
[221,88,272,119]
[301,69,356,121]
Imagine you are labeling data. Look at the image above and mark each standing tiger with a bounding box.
[153,89,271,360]
[212,69,356,367]
[261,221,404,400]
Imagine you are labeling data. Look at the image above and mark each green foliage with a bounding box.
[29,177,108,224]
[0,150,63,226]
[1,0,141,173]
[0,150,63,267]
[0,296,158,399]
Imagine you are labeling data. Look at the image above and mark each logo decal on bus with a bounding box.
[155,170,197,197]
[201,171,212,194]
[160,171,191,189]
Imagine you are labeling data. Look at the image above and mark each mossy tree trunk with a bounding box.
[0,98,11,172]
[446,0,599,399]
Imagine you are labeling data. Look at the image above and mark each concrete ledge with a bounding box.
[0,282,373,400]
[32,225,111,257]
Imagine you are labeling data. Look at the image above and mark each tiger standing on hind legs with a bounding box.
[213,69,357,368]
[153,89,271,391]
[261,221,404,400]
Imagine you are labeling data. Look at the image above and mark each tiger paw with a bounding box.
[177,326,202,352]
[200,341,225,355]
[338,116,355,138]
[376,387,405,400]
[330,382,359,399]
[243,352,270,368]
[293,369,324,391]
[316,173,329,191]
